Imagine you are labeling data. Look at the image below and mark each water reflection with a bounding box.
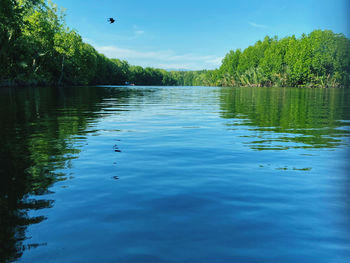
[0,86,147,262]
[219,87,350,150]
[1,86,349,262]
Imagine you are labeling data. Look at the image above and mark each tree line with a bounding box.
[0,0,181,86]
[1,0,349,87]
[191,31,350,88]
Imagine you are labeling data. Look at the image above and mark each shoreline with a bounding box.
[1,80,348,89]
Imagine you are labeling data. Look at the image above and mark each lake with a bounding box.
[1,86,349,263]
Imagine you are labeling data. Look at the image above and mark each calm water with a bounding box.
[0,86,349,263]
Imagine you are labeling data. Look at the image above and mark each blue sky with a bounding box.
[54,0,349,70]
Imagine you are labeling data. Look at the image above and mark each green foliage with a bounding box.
[0,1,349,88]
[0,0,44,78]
[203,31,350,88]
[0,0,179,86]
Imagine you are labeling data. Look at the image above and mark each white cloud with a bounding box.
[95,45,223,70]
[206,57,223,65]
[133,25,145,36]
[96,46,170,59]
[156,63,193,70]
[135,30,145,36]
[249,22,267,29]
[98,26,145,41]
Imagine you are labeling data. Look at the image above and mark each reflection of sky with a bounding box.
[20,86,350,263]
[53,0,350,70]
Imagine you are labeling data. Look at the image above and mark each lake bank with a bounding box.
[2,0,349,88]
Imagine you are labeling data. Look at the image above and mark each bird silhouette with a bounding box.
[108,18,115,24]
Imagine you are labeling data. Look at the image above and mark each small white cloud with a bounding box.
[206,57,223,65]
[135,30,145,35]
[157,63,193,70]
[132,25,145,37]
[94,45,222,70]
[249,22,267,29]
[96,46,172,60]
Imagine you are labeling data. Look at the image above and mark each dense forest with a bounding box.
[1,0,350,87]
[201,31,350,88]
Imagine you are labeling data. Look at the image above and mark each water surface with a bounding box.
[1,86,349,263]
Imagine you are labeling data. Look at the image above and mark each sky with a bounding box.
[53,0,349,70]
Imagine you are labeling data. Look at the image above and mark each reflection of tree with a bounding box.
[219,87,350,150]
[0,86,146,262]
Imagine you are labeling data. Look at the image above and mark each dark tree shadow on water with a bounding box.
[0,86,148,262]
[219,87,350,150]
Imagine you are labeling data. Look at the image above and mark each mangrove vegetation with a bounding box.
[1,0,350,87]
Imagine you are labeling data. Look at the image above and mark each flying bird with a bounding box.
[108,18,115,24]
